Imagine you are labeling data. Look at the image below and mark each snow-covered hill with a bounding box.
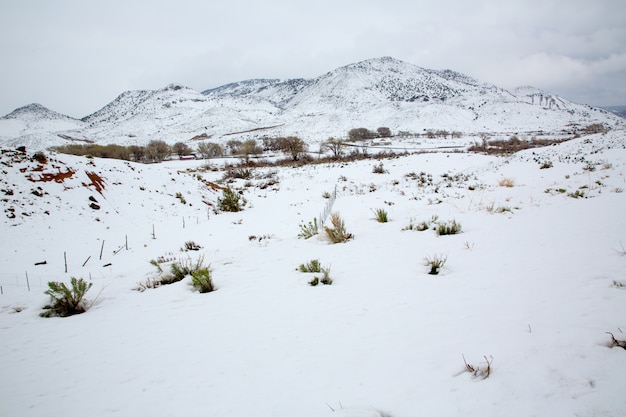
[1,57,623,150]
[1,129,625,417]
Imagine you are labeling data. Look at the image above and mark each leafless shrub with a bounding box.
[498,177,515,187]
[462,354,493,379]
[606,332,626,349]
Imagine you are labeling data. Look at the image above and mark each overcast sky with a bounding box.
[1,0,624,118]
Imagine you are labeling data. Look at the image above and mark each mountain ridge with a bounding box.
[1,57,623,150]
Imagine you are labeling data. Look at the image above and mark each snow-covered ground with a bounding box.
[1,130,625,417]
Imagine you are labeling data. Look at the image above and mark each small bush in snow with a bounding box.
[424,254,447,275]
[32,151,48,164]
[223,167,253,180]
[606,332,626,350]
[169,256,207,283]
[141,256,209,289]
[191,267,215,293]
[436,220,462,236]
[175,192,187,204]
[183,241,202,251]
[568,189,585,199]
[217,187,246,212]
[308,267,332,286]
[319,267,333,285]
[373,208,389,223]
[403,215,438,231]
[40,277,93,318]
[498,177,515,187]
[463,354,493,380]
[298,259,322,273]
[372,162,387,174]
[324,212,353,243]
[298,218,319,239]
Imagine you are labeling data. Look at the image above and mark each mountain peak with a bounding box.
[2,103,76,121]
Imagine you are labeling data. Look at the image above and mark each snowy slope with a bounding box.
[1,129,625,417]
[0,103,88,149]
[0,57,623,150]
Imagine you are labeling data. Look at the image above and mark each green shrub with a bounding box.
[191,267,215,293]
[40,277,93,317]
[143,256,209,288]
[217,187,246,212]
[298,259,322,273]
[568,190,585,199]
[169,256,207,283]
[324,212,353,243]
[298,218,319,239]
[319,267,333,285]
[175,192,187,204]
[308,267,332,286]
[436,220,462,236]
[224,167,253,179]
[372,162,387,174]
[424,255,447,275]
[403,215,437,231]
[373,208,389,223]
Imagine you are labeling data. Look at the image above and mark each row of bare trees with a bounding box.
[51,136,315,163]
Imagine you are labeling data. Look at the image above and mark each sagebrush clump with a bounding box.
[217,187,247,212]
[436,220,462,236]
[373,208,389,223]
[139,256,210,290]
[298,218,319,239]
[191,267,215,293]
[424,254,447,275]
[298,259,322,273]
[40,277,93,317]
[324,212,353,243]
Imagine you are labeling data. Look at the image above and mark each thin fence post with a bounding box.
[64,252,68,273]
[100,240,105,260]
[25,271,30,292]
[125,235,128,250]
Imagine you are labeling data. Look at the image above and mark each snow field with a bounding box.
[1,131,625,417]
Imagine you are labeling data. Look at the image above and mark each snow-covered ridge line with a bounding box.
[1,57,623,151]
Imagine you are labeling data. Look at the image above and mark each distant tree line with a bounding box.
[425,130,463,139]
[347,127,392,141]
[50,136,311,163]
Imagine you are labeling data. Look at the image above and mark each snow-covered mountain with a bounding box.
[1,57,623,150]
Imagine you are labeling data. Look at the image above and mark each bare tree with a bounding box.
[237,139,263,162]
[197,142,224,159]
[278,136,308,161]
[321,137,345,159]
[377,127,392,138]
[172,141,193,157]
[348,128,376,141]
[145,140,171,162]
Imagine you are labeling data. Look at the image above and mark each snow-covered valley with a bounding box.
[1,128,625,416]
